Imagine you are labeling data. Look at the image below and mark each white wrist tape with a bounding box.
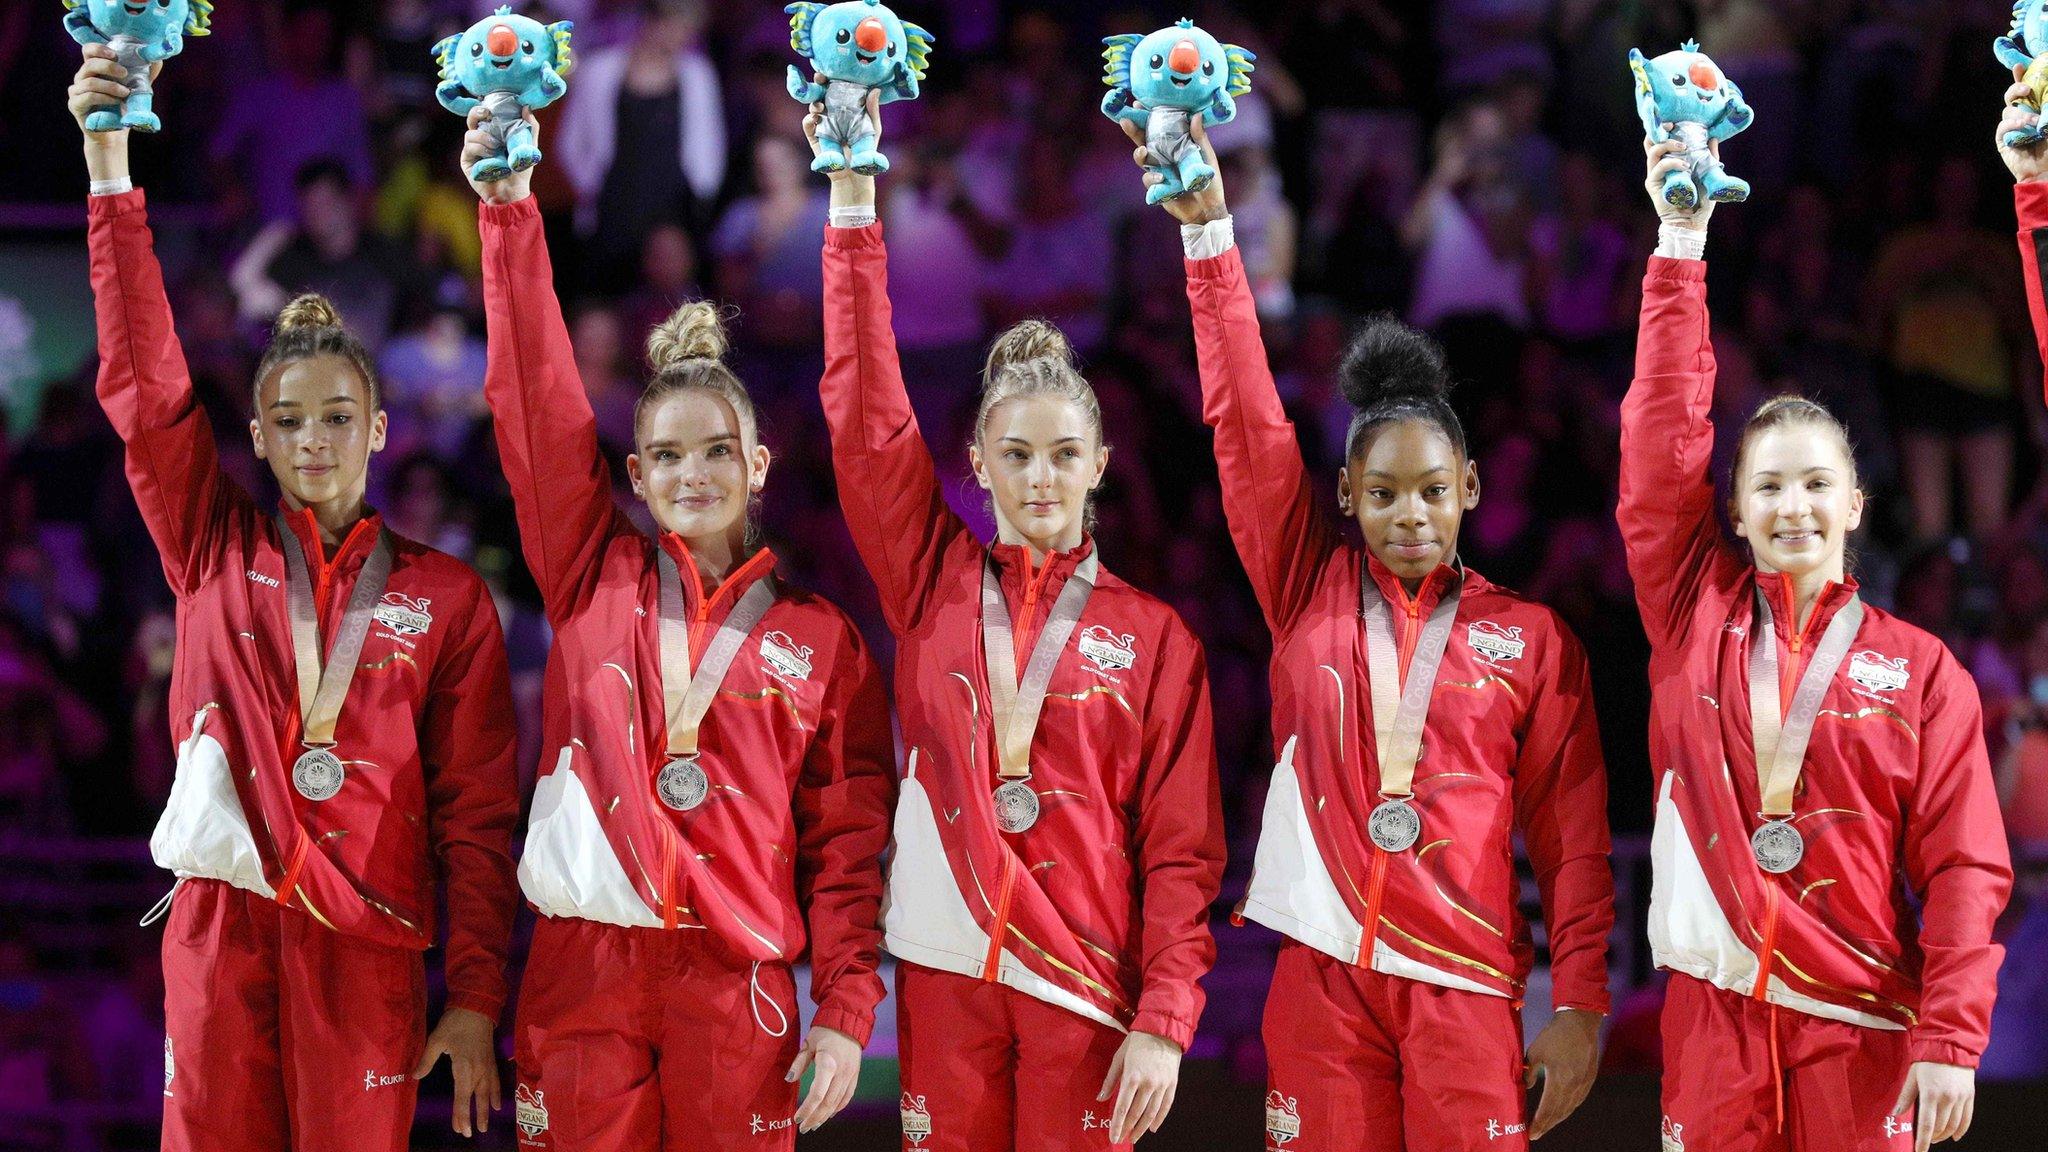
[1655,222,1707,261]
[829,205,877,228]
[90,176,134,197]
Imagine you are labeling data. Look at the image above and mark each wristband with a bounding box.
[1180,216,1236,260]
[1655,222,1706,261]
[829,205,877,228]
[90,176,133,197]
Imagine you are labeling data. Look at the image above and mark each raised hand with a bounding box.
[465,106,538,205]
[1122,115,1228,226]
[1643,132,1715,231]
[1998,65,2048,182]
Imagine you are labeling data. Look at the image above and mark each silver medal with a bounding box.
[656,757,710,812]
[292,747,346,802]
[1367,798,1422,853]
[1750,818,1804,874]
[992,780,1040,833]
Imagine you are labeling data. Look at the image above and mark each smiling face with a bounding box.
[86,0,187,39]
[970,394,1108,555]
[1341,420,1480,587]
[249,355,387,512]
[1127,23,1229,109]
[813,1,906,85]
[1731,424,1864,582]
[627,389,770,542]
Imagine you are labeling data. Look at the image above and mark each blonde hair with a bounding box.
[1731,393,1859,492]
[972,319,1104,448]
[636,301,758,450]
[254,293,380,409]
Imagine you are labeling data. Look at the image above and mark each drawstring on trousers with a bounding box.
[750,961,789,1038]
[139,877,186,927]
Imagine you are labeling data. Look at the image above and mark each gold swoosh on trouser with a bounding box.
[721,685,806,729]
[1818,707,1918,742]
[603,664,637,759]
[1769,949,1916,1021]
[1375,916,1520,986]
[1437,675,1521,703]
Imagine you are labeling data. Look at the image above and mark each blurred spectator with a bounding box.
[711,134,827,353]
[557,0,726,292]
[232,160,423,355]
[1403,105,1533,330]
[619,222,705,344]
[0,928,96,1122]
[209,6,375,224]
[378,295,489,462]
[979,129,1113,352]
[1527,152,1629,345]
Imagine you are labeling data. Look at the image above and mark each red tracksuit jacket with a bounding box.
[1185,244,1615,1012]
[820,223,1227,1049]
[478,197,896,1045]
[92,189,520,1019]
[1620,255,2013,1066]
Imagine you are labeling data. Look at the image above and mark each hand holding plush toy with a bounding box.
[785,0,933,176]
[1100,19,1255,205]
[1628,40,1753,209]
[1997,1,2048,150]
[62,0,212,132]
[433,6,573,183]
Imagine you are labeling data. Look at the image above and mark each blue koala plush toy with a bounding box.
[1100,19,1255,205]
[62,0,213,133]
[1629,40,1754,209]
[785,0,933,175]
[433,7,573,183]
[1995,1,2048,150]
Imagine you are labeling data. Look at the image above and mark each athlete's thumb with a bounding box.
[1890,1065,1918,1117]
[1524,1057,1540,1089]
[412,1036,446,1080]
[785,1046,813,1084]
[1097,1047,1125,1102]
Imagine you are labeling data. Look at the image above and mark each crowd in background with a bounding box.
[1,0,2047,1131]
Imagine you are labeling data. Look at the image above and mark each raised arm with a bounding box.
[75,49,244,596]
[1617,137,1744,649]
[2001,84,2048,408]
[812,111,974,635]
[1166,122,1339,633]
[470,118,625,626]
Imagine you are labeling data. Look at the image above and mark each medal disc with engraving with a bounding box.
[1750,818,1804,874]
[1367,798,1422,853]
[992,780,1041,833]
[292,747,346,802]
[657,757,710,812]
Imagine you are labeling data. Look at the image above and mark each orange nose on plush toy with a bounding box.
[1169,40,1200,73]
[488,24,517,57]
[855,18,886,52]
[1689,59,1721,90]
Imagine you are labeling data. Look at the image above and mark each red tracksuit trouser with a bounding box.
[160,879,426,1152]
[895,961,1135,1152]
[1660,974,1916,1152]
[513,916,802,1151]
[1260,941,1530,1152]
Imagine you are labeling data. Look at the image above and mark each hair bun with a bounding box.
[1338,315,1451,411]
[275,293,344,332]
[983,318,1075,383]
[646,301,730,372]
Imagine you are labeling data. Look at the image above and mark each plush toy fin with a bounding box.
[785,3,824,57]
[549,20,574,76]
[1101,34,1140,88]
[431,33,461,81]
[1224,45,1257,97]
[187,0,213,35]
[903,20,934,83]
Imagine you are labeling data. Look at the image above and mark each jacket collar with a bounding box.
[1363,549,1474,615]
[988,534,1097,594]
[658,532,778,619]
[278,500,382,574]
[1756,567,1859,645]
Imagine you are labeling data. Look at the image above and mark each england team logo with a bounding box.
[1848,650,1910,695]
[1077,625,1138,672]
[901,1092,934,1145]
[1661,1116,1686,1152]
[1467,620,1526,665]
[1265,1090,1302,1146]
[373,592,434,638]
[516,1083,550,1138]
[760,631,814,681]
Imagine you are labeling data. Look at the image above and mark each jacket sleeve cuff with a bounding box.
[825,220,884,250]
[87,186,147,219]
[1130,1009,1195,1052]
[1905,1036,1980,1069]
[479,196,541,226]
[2016,180,2048,230]
[1644,254,1707,285]
[1184,244,1245,285]
[447,988,506,1026]
[810,1004,875,1049]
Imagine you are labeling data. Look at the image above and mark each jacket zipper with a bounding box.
[1751,882,1780,1001]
